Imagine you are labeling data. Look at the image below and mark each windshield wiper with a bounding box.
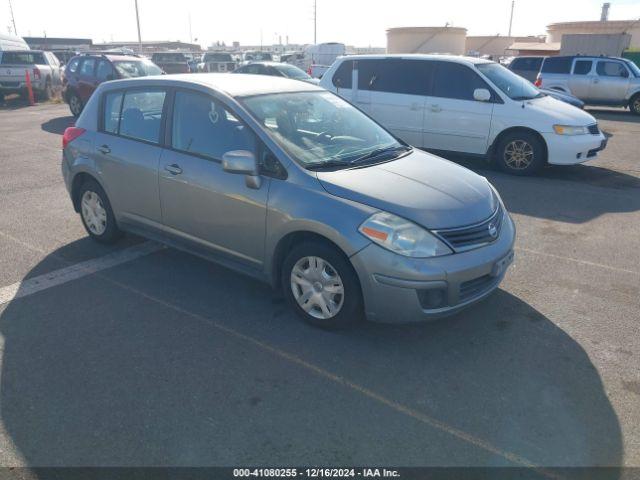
[349,145,412,165]
[305,159,353,171]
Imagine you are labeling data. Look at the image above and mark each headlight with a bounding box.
[358,212,452,258]
[553,125,588,135]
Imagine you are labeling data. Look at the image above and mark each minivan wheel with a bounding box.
[282,241,363,329]
[78,180,121,244]
[69,93,83,117]
[630,94,640,116]
[495,131,544,176]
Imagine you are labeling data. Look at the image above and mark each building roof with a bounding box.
[507,42,561,52]
[24,37,92,45]
[548,19,640,29]
[103,73,321,97]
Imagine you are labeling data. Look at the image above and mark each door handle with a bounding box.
[430,104,442,112]
[98,144,111,155]
[165,164,183,175]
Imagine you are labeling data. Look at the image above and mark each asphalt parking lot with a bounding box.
[0,100,639,473]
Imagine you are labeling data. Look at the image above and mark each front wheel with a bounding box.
[495,131,545,176]
[282,241,363,329]
[78,179,122,244]
[629,94,640,116]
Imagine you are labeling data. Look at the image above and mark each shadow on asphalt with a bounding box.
[41,115,75,135]
[0,240,623,471]
[587,108,640,124]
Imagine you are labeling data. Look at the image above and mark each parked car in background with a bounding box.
[61,74,515,327]
[0,49,61,102]
[303,42,346,78]
[508,56,545,83]
[233,61,319,84]
[535,55,640,114]
[185,53,202,73]
[280,51,305,69]
[150,52,190,74]
[51,50,78,66]
[242,51,273,63]
[62,53,163,116]
[321,55,606,175]
[539,87,584,109]
[198,52,236,73]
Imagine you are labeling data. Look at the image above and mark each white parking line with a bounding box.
[0,241,163,306]
[515,246,639,276]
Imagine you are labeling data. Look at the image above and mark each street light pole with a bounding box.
[313,0,317,44]
[134,0,143,54]
[508,0,515,37]
[8,0,18,36]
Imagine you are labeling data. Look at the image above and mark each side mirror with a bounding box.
[473,88,491,102]
[222,150,262,189]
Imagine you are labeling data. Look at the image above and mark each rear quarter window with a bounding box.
[332,60,353,88]
[541,57,572,74]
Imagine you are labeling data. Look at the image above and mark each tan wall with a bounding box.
[548,21,640,49]
[387,27,466,55]
[465,36,544,58]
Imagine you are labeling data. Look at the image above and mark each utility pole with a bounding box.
[313,0,317,44]
[508,0,515,37]
[134,0,143,54]
[188,12,193,43]
[8,0,17,36]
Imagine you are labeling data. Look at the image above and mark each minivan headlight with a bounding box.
[358,212,452,258]
[553,125,588,135]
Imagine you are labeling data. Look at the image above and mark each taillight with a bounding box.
[33,67,41,80]
[534,77,542,87]
[62,127,86,149]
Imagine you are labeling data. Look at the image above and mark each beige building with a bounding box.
[387,27,467,55]
[465,35,545,58]
[547,20,640,49]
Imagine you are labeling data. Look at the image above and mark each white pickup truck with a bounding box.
[0,50,62,102]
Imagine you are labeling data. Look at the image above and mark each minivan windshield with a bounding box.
[476,62,542,100]
[242,91,407,168]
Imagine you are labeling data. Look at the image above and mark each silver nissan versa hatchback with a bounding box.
[62,74,515,328]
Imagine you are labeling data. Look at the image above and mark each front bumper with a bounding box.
[350,211,516,324]
[542,131,607,165]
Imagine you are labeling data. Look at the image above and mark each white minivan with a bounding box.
[320,55,607,175]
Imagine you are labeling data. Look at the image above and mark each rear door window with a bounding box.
[432,62,489,101]
[103,91,123,134]
[79,58,96,77]
[573,60,593,75]
[119,89,167,143]
[541,57,572,74]
[362,59,431,96]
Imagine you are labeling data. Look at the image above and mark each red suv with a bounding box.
[62,53,163,117]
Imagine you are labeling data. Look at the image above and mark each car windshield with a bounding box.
[275,64,311,80]
[113,60,163,78]
[476,62,542,100]
[153,53,186,62]
[241,91,406,168]
[246,52,272,61]
[623,59,640,77]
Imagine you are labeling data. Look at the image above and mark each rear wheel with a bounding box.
[78,179,122,244]
[282,241,363,329]
[69,93,83,117]
[630,94,640,116]
[495,131,545,176]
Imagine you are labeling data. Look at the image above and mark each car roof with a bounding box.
[334,53,494,66]
[547,55,626,61]
[103,73,321,97]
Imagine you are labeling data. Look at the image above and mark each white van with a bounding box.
[304,42,345,78]
[0,32,29,51]
[320,54,607,175]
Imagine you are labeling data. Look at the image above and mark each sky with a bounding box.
[4,0,640,48]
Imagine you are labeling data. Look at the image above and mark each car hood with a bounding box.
[524,95,595,124]
[316,149,498,230]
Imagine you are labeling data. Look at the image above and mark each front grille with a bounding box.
[434,204,503,252]
[588,124,599,135]
[459,274,500,302]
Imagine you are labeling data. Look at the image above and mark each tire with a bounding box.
[281,241,363,329]
[78,179,122,244]
[495,130,545,176]
[629,94,640,116]
[69,92,83,117]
